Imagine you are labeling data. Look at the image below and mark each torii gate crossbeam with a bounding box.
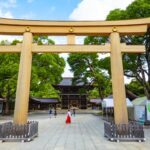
[0,17,148,125]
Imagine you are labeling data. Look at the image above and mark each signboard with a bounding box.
[146,100,150,121]
[134,105,145,121]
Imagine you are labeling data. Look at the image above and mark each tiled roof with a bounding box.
[58,77,84,86]
[30,97,59,103]
[0,98,5,102]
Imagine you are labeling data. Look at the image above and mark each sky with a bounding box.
[0,0,135,81]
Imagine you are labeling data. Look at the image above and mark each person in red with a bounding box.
[66,109,71,124]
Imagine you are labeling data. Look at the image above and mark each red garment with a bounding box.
[66,115,71,124]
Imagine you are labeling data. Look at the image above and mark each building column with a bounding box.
[14,31,33,124]
[110,30,128,124]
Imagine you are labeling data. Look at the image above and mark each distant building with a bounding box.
[54,77,92,109]
[29,97,60,110]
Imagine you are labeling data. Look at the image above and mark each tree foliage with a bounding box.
[127,79,145,96]
[104,0,150,99]
[68,36,112,99]
[0,36,65,113]
[30,36,65,98]
[0,40,20,113]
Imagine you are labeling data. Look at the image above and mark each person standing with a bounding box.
[48,107,52,118]
[66,109,71,124]
[54,107,57,118]
[73,108,76,117]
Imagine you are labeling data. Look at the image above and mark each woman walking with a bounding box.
[66,109,71,124]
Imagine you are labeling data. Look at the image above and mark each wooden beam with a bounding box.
[0,18,149,36]
[110,32,128,124]
[0,25,147,36]
[0,43,145,54]
[14,32,33,125]
[32,44,111,53]
[0,44,21,53]
[67,34,75,44]
[121,44,145,53]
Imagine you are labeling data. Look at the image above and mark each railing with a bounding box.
[104,121,145,142]
[0,121,38,142]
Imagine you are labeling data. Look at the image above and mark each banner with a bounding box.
[146,100,150,121]
[134,105,145,121]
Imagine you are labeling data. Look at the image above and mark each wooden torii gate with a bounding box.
[0,17,148,125]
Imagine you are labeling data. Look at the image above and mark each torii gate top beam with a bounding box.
[0,17,149,36]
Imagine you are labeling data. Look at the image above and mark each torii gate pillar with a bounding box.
[110,31,128,124]
[13,31,33,124]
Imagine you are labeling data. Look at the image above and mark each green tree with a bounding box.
[103,0,150,99]
[31,36,65,98]
[0,40,20,114]
[0,36,65,114]
[31,53,65,98]
[68,51,111,99]
[106,9,128,20]
[127,79,145,96]
[126,0,150,19]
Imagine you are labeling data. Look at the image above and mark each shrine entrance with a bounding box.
[0,17,148,125]
[70,100,78,107]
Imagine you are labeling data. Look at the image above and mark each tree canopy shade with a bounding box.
[105,0,150,99]
[0,36,65,114]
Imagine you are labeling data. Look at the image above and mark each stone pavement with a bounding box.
[0,114,150,150]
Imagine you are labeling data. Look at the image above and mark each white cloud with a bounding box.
[0,35,23,42]
[0,0,16,18]
[0,0,17,9]
[60,53,73,78]
[69,0,135,20]
[0,9,13,18]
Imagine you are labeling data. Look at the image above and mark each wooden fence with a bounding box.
[0,121,38,142]
[104,121,145,142]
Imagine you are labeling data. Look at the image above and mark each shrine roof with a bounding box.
[57,78,84,86]
[30,97,59,103]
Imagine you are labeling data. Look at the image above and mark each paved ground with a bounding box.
[0,113,150,150]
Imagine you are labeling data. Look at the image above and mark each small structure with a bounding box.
[29,97,60,110]
[102,96,133,120]
[54,78,92,109]
[132,97,150,124]
[90,98,102,109]
[102,97,133,108]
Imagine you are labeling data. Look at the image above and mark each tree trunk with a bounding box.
[4,100,9,115]
[125,88,138,100]
[143,85,150,100]
[4,84,10,115]
[98,83,104,100]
